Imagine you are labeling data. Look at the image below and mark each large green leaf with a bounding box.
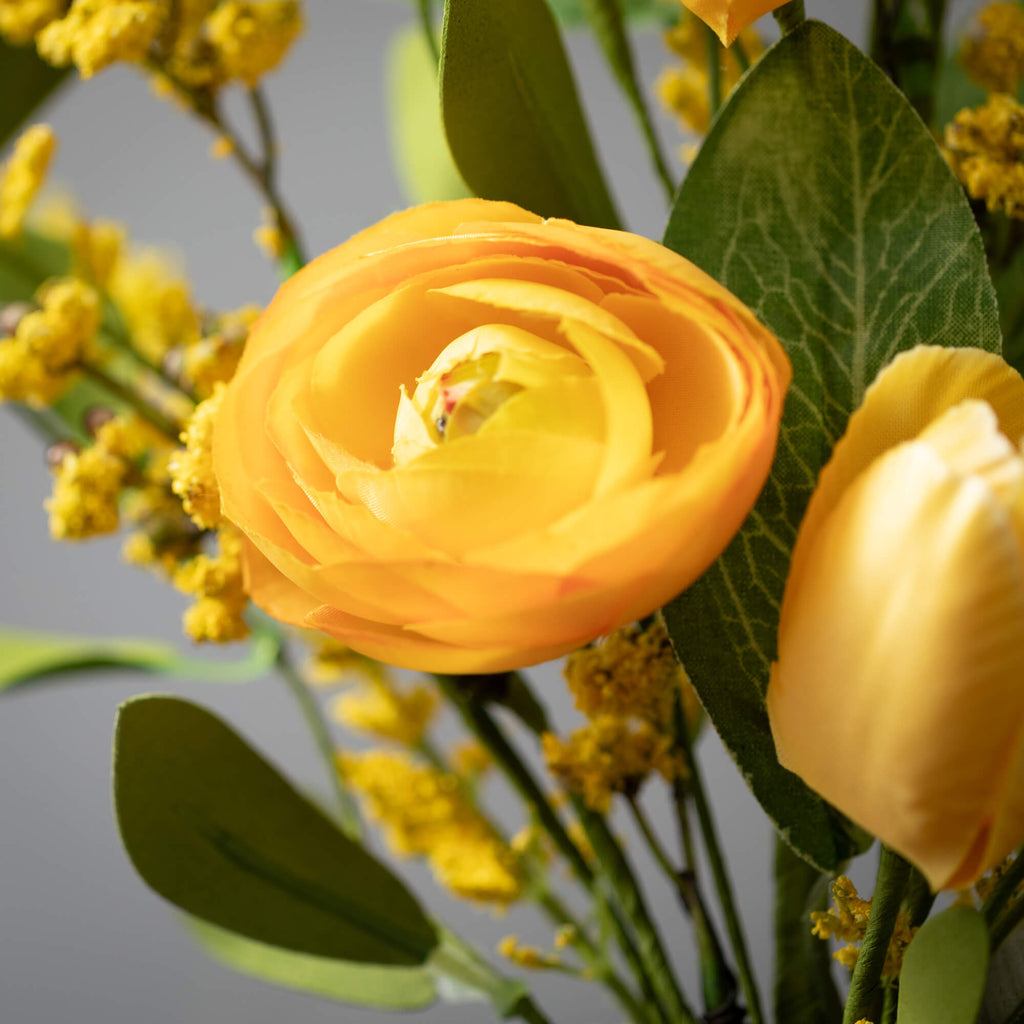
[188,917,439,1010]
[387,23,471,204]
[0,37,69,150]
[440,0,621,227]
[898,905,989,1024]
[114,695,439,965]
[0,625,279,691]
[662,21,1000,871]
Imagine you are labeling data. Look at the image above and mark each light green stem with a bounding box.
[274,643,361,838]
[842,847,910,1024]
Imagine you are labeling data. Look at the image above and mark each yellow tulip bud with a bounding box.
[678,0,788,47]
[768,346,1024,890]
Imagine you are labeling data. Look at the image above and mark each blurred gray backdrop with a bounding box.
[0,2,969,1022]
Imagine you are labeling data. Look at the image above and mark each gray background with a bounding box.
[0,2,965,1021]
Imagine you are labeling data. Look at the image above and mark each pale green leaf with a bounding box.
[0,624,279,691]
[188,917,439,1010]
[898,905,990,1024]
[440,0,621,227]
[387,23,471,204]
[662,21,999,871]
[114,695,439,965]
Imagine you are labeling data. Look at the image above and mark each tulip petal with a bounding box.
[768,436,1024,890]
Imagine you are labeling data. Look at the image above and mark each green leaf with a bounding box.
[387,22,471,204]
[898,905,990,1024]
[0,624,279,691]
[440,0,621,227]
[662,20,999,871]
[0,37,69,150]
[188,917,439,1010]
[114,695,439,965]
[772,836,842,1024]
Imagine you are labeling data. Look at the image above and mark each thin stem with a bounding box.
[248,86,277,184]
[984,847,1024,927]
[706,23,722,120]
[675,697,764,1024]
[79,362,181,439]
[100,311,199,405]
[433,674,675,1024]
[992,892,1024,951]
[512,997,556,1024]
[274,641,361,838]
[628,794,681,887]
[842,847,911,1024]
[417,0,440,66]
[583,0,675,200]
[772,0,806,35]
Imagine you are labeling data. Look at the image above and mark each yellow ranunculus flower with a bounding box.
[767,346,1024,890]
[679,0,788,47]
[212,199,789,673]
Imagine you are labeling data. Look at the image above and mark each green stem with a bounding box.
[842,847,911,1024]
[772,0,806,34]
[706,23,722,120]
[992,893,1024,952]
[581,0,675,201]
[512,997,556,1024]
[6,401,87,446]
[984,847,1024,927]
[434,674,674,1024]
[630,792,737,1015]
[274,642,361,838]
[881,982,899,1024]
[675,697,764,1024]
[417,0,440,66]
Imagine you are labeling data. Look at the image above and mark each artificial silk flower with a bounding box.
[767,346,1024,890]
[213,198,789,673]
[679,0,787,47]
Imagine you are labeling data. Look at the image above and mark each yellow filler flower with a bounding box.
[678,0,788,47]
[767,346,1024,890]
[212,199,789,673]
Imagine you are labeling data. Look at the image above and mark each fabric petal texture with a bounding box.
[768,346,1024,889]
[214,199,790,672]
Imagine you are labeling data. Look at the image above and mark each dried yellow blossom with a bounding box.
[21,277,101,371]
[47,444,127,539]
[331,679,437,746]
[565,619,689,726]
[542,716,681,813]
[204,0,301,86]
[451,739,492,778]
[71,218,124,288]
[181,304,258,397]
[161,0,219,87]
[811,875,917,981]
[108,247,200,363]
[175,525,249,642]
[0,335,67,403]
[944,93,1024,219]
[340,749,523,904]
[497,935,561,970]
[960,1,1024,94]
[36,0,167,78]
[169,384,223,529]
[0,123,56,239]
[0,0,64,44]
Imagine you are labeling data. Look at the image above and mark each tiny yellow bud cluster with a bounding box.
[543,620,693,812]
[0,276,99,405]
[331,677,438,747]
[339,749,524,905]
[810,876,916,982]
[497,935,563,971]
[71,218,125,289]
[174,523,249,642]
[0,123,57,239]
[0,0,64,44]
[960,1,1024,94]
[169,384,223,530]
[203,1,301,87]
[944,93,1024,220]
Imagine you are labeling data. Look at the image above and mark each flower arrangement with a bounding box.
[2,2,1024,1024]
